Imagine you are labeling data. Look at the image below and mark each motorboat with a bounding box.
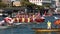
[0,26,11,29]
[0,23,23,29]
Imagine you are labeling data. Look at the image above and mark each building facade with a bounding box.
[29,0,51,6]
[55,0,60,13]
[56,0,60,8]
[1,0,11,7]
[29,0,42,5]
[13,1,21,6]
[15,0,20,1]
[2,0,11,4]
[0,0,2,2]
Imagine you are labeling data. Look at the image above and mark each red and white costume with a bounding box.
[4,17,13,24]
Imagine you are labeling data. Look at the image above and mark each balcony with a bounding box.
[42,0,51,3]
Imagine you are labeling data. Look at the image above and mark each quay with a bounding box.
[32,28,60,32]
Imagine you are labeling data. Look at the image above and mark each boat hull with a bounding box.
[0,23,23,29]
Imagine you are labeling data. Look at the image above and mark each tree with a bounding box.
[43,4,50,9]
[0,2,7,8]
[21,0,36,6]
[0,0,1,2]
[20,0,45,10]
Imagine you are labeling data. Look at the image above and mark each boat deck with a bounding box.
[32,28,60,32]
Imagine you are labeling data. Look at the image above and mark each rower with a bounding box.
[32,15,36,22]
[27,17,30,23]
[22,17,25,22]
[13,17,19,23]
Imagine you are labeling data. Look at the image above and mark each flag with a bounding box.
[37,13,40,16]
[44,11,46,15]
[35,12,41,19]
[43,11,46,16]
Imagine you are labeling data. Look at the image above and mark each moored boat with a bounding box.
[0,26,11,29]
[0,22,24,29]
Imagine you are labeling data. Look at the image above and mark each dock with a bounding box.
[32,28,60,32]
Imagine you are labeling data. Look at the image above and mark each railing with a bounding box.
[42,0,51,3]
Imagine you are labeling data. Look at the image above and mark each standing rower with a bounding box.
[47,21,51,29]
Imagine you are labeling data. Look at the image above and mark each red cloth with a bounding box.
[19,18,22,22]
[25,18,28,22]
[35,18,44,22]
[4,17,12,23]
[30,18,33,22]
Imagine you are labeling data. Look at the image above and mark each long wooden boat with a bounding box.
[32,28,60,32]
[0,17,45,29]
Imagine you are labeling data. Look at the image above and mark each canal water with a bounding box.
[0,15,60,34]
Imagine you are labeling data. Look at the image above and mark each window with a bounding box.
[0,0,2,2]
[16,0,20,1]
[40,0,41,1]
[59,0,60,2]
[32,0,33,1]
[43,0,51,1]
[38,0,41,1]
